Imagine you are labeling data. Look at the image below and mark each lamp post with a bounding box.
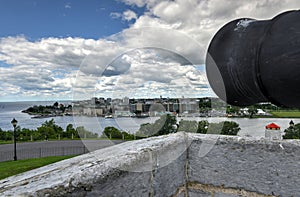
[11,118,18,161]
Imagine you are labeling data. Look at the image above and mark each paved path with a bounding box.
[0,140,124,162]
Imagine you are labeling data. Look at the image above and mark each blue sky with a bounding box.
[0,0,298,101]
[0,0,144,40]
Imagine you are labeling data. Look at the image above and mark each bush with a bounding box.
[283,123,300,139]
[197,120,209,134]
[221,121,240,135]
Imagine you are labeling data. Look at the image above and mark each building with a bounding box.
[265,123,282,140]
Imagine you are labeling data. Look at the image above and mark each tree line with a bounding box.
[0,115,243,142]
[0,119,98,141]
[135,114,240,138]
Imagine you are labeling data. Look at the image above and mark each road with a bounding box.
[0,140,124,162]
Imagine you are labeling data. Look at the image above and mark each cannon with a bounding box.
[206,10,300,108]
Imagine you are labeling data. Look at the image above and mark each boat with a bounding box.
[104,115,113,119]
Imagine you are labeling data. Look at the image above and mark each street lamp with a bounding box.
[11,118,18,161]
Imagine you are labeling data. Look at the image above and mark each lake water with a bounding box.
[0,101,298,138]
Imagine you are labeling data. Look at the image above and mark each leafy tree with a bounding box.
[198,97,211,112]
[221,121,240,135]
[197,121,240,135]
[153,114,177,136]
[59,104,66,113]
[248,106,258,118]
[121,131,135,140]
[102,126,122,139]
[0,128,6,140]
[0,130,13,141]
[53,102,59,108]
[37,119,63,140]
[226,105,240,115]
[283,123,300,139]
[65,124,78,139]
[197,120,209,134]
[19,128,35,141]
[136,114,177,137]
[102,127,135,140]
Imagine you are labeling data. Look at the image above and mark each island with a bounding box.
[22,102,73,119]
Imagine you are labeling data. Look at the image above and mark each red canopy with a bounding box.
[266,123,280,129]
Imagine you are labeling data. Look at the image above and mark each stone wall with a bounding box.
[187,135,300,197]
[1,132,300,196]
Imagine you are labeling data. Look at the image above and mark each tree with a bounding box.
[136,114,177,137]
[197,121,240,136]
[283,123,300,139]
[248,106,258,118]
[0,128,6,140]
[19,128,35,141]
[154,114,177,136]
[37,119,63,140]
[102,126,122,139]
[221,121,240,135]
[226,105,240,115]
[0,130,13,141]
[65,124,78,139]
[197,120,209,134]
[53,102,59,108]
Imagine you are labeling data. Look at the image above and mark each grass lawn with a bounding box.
[0,141,13,145]
[269,110,300,118]
[0,155,75,180]
[0,138,125,145]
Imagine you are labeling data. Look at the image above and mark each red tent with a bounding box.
[265,123,280,130]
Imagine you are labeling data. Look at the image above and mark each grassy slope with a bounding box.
[269,110,300,118]
[0,155,74,180]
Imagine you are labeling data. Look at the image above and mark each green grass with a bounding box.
[0,141,14,145]
[0,138,125,145]
[269,110,300,118]
[0,155,75,180]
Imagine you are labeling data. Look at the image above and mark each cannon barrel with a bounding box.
[206,10,300,108]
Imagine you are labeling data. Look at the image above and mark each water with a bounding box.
[0,101,298,137]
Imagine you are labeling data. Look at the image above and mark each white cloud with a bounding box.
[121,0,299,49]
[122,10,138,21]
[110,12,122,19]
[111,10,138,21]
[1,0,299,100]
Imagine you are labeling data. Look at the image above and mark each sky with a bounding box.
[0,0,299,101]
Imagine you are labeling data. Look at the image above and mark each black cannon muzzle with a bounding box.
[206,10,300,108]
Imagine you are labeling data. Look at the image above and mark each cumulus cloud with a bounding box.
[111,10,138,21]
[88,48,209,99]
[123,10,138,21]
[0,0,299,100]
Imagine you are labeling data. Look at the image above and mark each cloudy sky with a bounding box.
[0,0,299,101]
